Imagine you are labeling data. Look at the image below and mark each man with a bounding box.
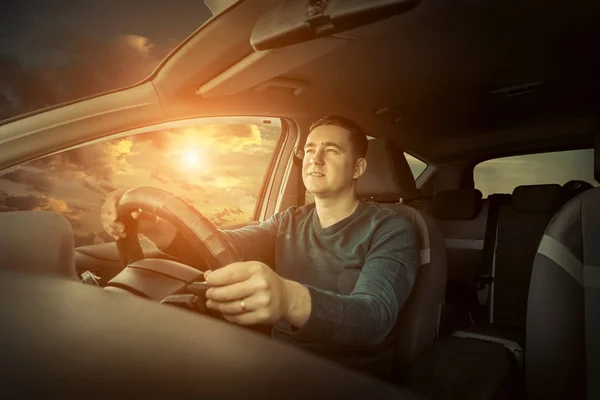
[101,115,419,379]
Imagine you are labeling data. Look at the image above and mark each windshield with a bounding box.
[0,0,213,122]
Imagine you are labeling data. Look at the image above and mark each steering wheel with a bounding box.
[103,186,243,312]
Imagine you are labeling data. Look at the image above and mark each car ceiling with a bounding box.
[161,0,600,165]
[2,0,599,168]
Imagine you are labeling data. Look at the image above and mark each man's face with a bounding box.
[302,125,365,198]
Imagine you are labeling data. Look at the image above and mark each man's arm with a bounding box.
[145,213,282,267]
[281,216,419,347]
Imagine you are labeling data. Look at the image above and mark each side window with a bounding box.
[0,118,282,247]
[405,152,427,179]
[474,149,598,198]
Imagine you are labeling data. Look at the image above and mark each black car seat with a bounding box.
[526,184,600,399]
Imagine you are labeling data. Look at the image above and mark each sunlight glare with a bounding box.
[182,149,201,168]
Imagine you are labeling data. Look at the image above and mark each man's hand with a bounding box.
[101,188,154,240]
[204,261,309,326]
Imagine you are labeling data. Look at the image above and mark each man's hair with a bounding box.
[309,115,369,159]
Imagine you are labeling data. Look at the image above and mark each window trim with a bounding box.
[252,118,291,221]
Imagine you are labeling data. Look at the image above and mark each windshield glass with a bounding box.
[0,0,213,122]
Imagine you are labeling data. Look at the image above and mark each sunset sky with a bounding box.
[0,1,597,248]
[0,119,281,246]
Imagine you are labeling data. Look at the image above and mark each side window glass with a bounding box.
[474,149,598,198]
[0,118,282,246]
[405,152,427,179]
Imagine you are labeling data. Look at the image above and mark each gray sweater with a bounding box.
[164,201,419,379]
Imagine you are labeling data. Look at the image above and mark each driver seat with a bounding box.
[356,138,448,379]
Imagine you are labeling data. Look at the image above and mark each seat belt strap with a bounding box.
[477,194,509,308]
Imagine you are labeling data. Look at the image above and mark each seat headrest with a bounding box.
[432,189,483,220]
[0,211,78,280]
[355,138,419,202]
[512,184,561,212]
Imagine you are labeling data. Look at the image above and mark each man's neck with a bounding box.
[314,191,360,229]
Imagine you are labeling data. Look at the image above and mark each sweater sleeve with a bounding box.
[282,214,419,346]
[159,213,282,267]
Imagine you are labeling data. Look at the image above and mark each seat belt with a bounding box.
[476,194,509,311]
[581,190,600,398]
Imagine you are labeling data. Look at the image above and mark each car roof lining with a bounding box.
[1,0,599,169]
[157,0,600,165]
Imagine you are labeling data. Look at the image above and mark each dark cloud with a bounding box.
[74,231,115,247]
[0,168,53,192]
[1,194,46,211]
[134,130,181,151]
[209,207,244,227]
[81,179,116,196]
[29,139,131,181]
[150,168,170,184]
[0,192,85,230]
[74,233,97,247]
[97,231,113,243]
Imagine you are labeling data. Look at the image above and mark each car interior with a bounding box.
[1,0,599,398]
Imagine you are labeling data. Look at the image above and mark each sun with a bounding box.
[182,149,202,168]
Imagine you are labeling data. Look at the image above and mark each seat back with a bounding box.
[356,138,447,378]
[431,189,487,331]
[492,184,564,328]
[0,211,79,280]
[526,187,600,400]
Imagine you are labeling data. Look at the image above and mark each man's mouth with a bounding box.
[309,172,325,177]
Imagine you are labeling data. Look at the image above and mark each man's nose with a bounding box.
[310,149,324,165]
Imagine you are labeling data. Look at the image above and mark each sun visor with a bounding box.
[196,36,347,98]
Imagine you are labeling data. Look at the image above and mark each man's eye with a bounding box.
[305,149,314,154]
[327,149,339,154]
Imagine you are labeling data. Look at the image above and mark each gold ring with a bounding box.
[240,299,246,312]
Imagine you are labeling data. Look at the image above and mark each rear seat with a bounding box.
[455,183,593,361]
[403,190,518,399]
[429,189,487,332]
[404,181,594,399]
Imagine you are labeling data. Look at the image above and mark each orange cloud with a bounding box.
[120,34,154,56]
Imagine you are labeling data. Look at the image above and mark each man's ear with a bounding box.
[353,157,367,180]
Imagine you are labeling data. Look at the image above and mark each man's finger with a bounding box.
[204,262,254,286]
[206,279,260,302]
[206,292,263,315]
[102,208,117,222]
